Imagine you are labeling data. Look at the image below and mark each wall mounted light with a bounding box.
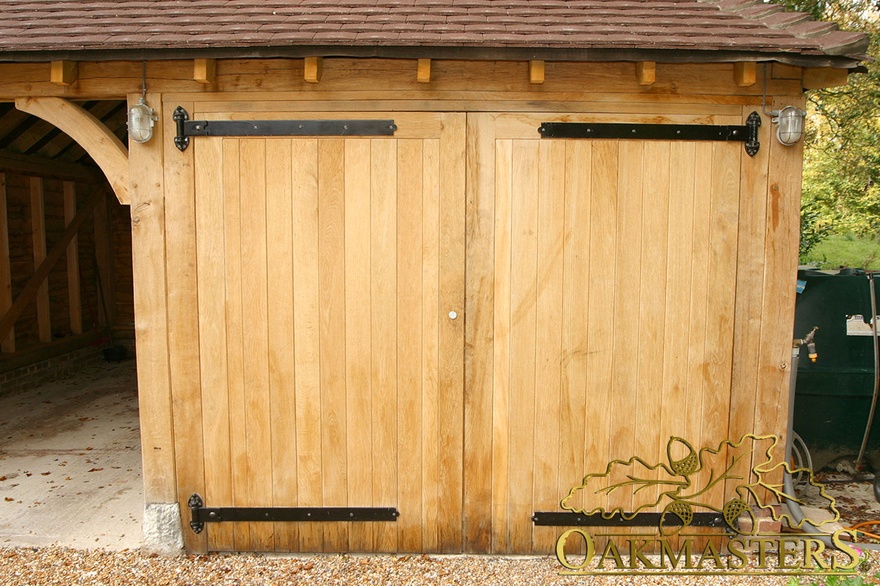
[773,105,807,146]
[127,61,157,144]
[127,96,157,143]
[760,64,807,147]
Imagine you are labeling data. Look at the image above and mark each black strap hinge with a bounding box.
[188,493,400,534]
[538,111,761,157]
[173,107,397,152]
[532,511,730,529]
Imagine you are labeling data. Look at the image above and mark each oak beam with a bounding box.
[0,173,12,352]
[734,62,757,87]
[304,57,323,83]
[0,189,103,345]
[529,60,545,84]
[93,191,116,327]
[772,63,803,80]
[50,60,78,86]
[636,62,656,86]
[0,151,105,184]
[30,177,51,343]
[417,59,432,83]
[803,67,850,89]
[15,97,130,204]
[194,58,216,84]
[64,181,83,335]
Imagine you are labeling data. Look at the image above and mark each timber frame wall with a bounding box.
[0,57,824,554]
[0,153,132,382]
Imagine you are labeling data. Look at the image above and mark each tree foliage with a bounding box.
[773,1,880,254]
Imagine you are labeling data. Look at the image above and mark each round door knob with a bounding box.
[448,311,458,320]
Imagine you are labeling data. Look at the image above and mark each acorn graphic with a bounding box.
[723,498,756,535]
[667,437,699,476]
[660,500,694,535]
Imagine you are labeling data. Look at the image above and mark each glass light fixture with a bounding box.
[773,106,806,146]
[127,96,157,143]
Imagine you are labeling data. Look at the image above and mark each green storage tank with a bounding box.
[793,268,880,456]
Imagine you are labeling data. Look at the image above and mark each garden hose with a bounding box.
[848,520,880,543]
[857,272,880,470]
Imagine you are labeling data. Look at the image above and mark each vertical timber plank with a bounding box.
[421,137,441,552]
[344,138,373,552]
[319,139,349,552]
[63,181,82,335]
[728,105,770,492]
[560,140,592,515]
[532,140,565,553]
[464,113,495,553]
[660,142,696,469]
[92,192,117,329]
[371,138,398,553]
[508,139,538,553]
[162,99,206,553]
[635,142,669,510]
[195,135,233,552]
[701,142,741,508]
[239,139,274,551]
[398,138,424,552]
[0,173,13,352]
[686,145,714,455]
[224,138,250,550]
[583,139,614,524]
[754,98,805,452]
[438,112,465,553]
[266,139,298,551]
[130,94,178,535]
[608,141,638,515]
[491,138,512,553]
[292,139,323,552]
[29,176,51,343]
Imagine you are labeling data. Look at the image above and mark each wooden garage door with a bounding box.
[464,112,745,553]
[191,112,465,553]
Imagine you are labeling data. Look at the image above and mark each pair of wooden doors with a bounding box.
[187,109,744,553]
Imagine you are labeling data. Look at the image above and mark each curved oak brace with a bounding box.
[15,97,130,204]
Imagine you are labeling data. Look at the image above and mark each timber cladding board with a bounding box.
[152,98,797,555]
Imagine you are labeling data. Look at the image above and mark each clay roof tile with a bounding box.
[0,0,866,67]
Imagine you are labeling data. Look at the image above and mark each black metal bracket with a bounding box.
[173,107,397,152]
[532,511,731,530]
[188,493,400,534]
[538,111,762,157]
[744,111,762,156]
[173,106,189,152]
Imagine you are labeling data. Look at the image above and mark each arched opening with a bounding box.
[0,99,141,549]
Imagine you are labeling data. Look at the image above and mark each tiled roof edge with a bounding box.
[706,0,869,57]
[0,44,864,70]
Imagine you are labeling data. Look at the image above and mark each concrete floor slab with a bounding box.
[0,360,142,550]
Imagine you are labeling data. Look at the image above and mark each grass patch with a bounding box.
[801,235,880,270]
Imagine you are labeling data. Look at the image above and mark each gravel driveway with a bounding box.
[1,546,878,586]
